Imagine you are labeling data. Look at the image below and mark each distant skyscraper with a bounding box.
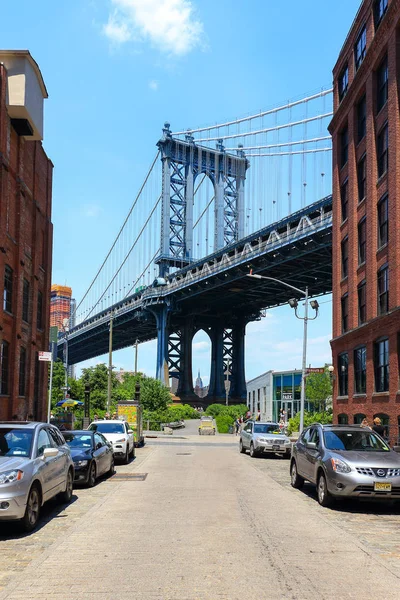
[194,370,208,399]
[50,285,76,378]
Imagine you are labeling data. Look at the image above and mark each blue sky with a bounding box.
[0,0,361,384]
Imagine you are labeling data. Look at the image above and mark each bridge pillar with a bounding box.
[176,319,194,397]
[229,319,247,401]
[152,305,169,385]
[208,324,225,400]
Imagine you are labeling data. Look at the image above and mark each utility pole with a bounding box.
[134,338,139,374]
[107,314,114,412]
[225,359,230,406]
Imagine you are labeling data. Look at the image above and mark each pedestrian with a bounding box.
[94,413,99,421]
[112,412,117,420]
[234,417,240,436]
[105,412,111,420]
[372,417,387,438]
[360,418,370,428]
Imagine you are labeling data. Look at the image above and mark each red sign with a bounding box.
[306,368,325,374]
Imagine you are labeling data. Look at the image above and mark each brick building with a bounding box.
[329,0,400,443]
[0,51,53,420]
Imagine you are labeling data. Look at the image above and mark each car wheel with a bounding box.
[239,439,246,454]
[249,443,258,458]
[317,472,333,508]
[129,442,134,457]
[108,456,115,476]
[87,462,96,488]
[21,484,41,532]
[59,469,73,503]
[124,446,129,464]
[290,461,304,489]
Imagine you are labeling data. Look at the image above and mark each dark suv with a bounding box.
[290,423,400,507]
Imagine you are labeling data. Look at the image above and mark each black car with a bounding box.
[62,430,114,487]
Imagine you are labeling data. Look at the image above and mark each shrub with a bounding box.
[215,413,235,434]
[167,404,198,420]
[287,410,333,435]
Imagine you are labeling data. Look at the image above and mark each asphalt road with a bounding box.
[1,435,400,600]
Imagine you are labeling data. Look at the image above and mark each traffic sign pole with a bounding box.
[47,352,54,423]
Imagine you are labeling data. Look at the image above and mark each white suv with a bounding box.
[88,420,134,463]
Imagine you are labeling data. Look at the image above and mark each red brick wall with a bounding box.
[330,0,400,443]
[0,63,53,421]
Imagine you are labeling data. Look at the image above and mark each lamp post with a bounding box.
[62,318,70,401]
[247,271,319,433]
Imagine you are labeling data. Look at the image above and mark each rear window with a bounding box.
[254,424,281,434]
[63,433,93,448]
[89,422,124,434]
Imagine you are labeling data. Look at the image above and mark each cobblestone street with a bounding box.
[1,435,400,599]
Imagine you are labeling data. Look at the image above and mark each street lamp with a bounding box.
[247,270,319,433]
[62,318,70,401]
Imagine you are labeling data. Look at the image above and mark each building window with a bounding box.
[19,347,27,397]
[3,265,13,313]
[354,26,367,71]
[377,265,389,315]
[37,291,43,330]
[341,294,349,333]
[338,353,348,396]
[358,280,367,324]
[22,278,30,323]
[338,414,348,425]
[377,123,388,178]
[374,0,388,28]
[354,346,367,394]
[374,338,389,392]
[341,237,348,279]
[378,193,388,247]
[357,95,366,142]
[338,66,349,102]
[340,179,348,222]
[358,218,366,264]
[377,55,388,112]
[0,340,9,395]
[341,126,348,167]
[357,155,366,202]
[354,413,366,424]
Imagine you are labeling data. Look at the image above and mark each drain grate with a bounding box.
[111,473,148,481]
[176,453,192,456]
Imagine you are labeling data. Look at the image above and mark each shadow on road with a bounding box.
[300,482,400,515]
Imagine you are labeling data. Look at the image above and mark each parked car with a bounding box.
[239,421,291,458]
[290,423,400,507]
[198,416,215,436]
[0,421,74,531]
[63,430,114,487]
[88,420,135,463]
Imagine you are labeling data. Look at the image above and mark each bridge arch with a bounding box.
[191,328,212,399]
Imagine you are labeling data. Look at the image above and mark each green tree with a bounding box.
[80,364,117,412]
[305,368,332,412]
[117,372,170,412]
[50,360,66,407]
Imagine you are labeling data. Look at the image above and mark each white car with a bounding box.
[88,420,134,463]
[240,421,292,458]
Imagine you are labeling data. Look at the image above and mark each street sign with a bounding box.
[38,351,52,362]
[282,392,293,400]
[306,367,325,374]
[50,326,58,344]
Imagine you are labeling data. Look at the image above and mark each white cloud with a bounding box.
[148,79,159,91]
[83,204,102,218]
[103,0,204,56]
[193,341,210,352]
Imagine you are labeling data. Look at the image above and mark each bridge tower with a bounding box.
[152,124,250,406]
[155,122,248,276]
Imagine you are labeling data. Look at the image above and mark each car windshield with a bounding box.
[254,424,281,434]
[63,433,93,448]
[324,430,390,452]
[89,422,124,434]
[0,428,33,457]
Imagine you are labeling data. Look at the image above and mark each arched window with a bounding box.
[354,413,366,424]
[338,413,348,424]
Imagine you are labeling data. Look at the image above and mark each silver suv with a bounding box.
[0,422,74,531]
[240,421,291,458]
[291,423,400,507]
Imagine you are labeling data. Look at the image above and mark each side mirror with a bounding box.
[42,447,58,459]
[128,429,134,434]
[306,441,317,450]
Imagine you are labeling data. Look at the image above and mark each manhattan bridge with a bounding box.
[59,88,333,405]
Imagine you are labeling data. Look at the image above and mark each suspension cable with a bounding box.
[225,136,331,152]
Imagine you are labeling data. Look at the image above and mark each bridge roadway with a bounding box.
[61,195,332,367]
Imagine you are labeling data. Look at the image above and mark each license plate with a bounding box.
[374,482,392,491]
[272,445,281,451]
